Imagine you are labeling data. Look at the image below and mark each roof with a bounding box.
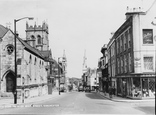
[0,24,52,62]
[17,37,44,59]
[0,25,8,38]
[40,50,51,58]
[40,50,55,63]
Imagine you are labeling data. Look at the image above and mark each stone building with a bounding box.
[0,22,53,100]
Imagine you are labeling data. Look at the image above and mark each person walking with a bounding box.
[112,86,116,97]
[109,86,112,98]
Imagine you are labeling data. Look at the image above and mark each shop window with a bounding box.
[144,57,153,71]
[149,78,155,91]
[117,78,122,95]
[142,29,153,44]
[142,78,155,97]
[132,78,141,98]
[127,78,132,97]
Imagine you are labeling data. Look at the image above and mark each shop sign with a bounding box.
[134,57,141,68]
[134,61,141,68]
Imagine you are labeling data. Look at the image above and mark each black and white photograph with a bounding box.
[0,0,155,114]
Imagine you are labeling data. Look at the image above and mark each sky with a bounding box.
[0,0,155,78]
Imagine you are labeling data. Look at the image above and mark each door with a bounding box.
[6,72,15,92]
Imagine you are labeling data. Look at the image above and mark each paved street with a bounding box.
[0,91,155,114]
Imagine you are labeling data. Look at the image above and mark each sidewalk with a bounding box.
[0,91,65,109]
[98,91,155,102]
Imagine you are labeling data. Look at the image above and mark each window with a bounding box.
[125,31,128,50]
[123,33,126,51]
[143,29,153,44]
[31,35,35,40]
[6,44,14,55]
[118,58,120,74]
[118,39,120,53]
[116,40,118,54]
[121,57,123,73]
[128,30,131,48]
[120,37,123,52]
[124,55,127,73]
[29,55,32,81]
[37,35,42,44]
[30,35,35,47]
[144,57,153,71]
[128,53,132,72]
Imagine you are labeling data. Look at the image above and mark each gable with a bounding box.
[0,25,8,38]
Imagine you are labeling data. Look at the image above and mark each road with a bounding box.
[0,91,155,114]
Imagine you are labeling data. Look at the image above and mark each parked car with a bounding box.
[78,86,84,92]
[60,85,66,92]
[85,86,91,92]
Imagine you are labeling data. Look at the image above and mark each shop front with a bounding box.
[117,74,155,99]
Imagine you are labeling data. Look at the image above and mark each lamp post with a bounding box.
[14,17,33,104]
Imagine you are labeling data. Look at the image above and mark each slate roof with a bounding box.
[17,37,44,59]
[0,25,8,38]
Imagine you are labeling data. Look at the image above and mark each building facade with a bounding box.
[107,5,156,99]
[98,44,109,93]
[0,22,53,100]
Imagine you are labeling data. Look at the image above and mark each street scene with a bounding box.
[0,0,156,114]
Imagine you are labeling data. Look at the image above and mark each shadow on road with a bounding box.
[85,92,108,100]
[135,106,155,115]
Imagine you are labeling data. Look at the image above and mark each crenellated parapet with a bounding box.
[26,21,49,34]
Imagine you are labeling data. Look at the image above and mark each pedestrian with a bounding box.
[112,86,116,97]
[109,86,112,98]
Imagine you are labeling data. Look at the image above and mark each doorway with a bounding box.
[6,72,15,92]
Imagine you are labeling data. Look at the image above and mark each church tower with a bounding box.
[25,22,49,51]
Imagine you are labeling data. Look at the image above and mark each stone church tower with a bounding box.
[25,22,49,51]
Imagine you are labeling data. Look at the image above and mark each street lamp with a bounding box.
[14,17,33,104]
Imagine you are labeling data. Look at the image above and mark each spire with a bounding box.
[62,50,67,74]
[62,50,67,62]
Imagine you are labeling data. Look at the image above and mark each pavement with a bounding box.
[0,90,66,109]
[0,90,155,109]
[98,91,155,102]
